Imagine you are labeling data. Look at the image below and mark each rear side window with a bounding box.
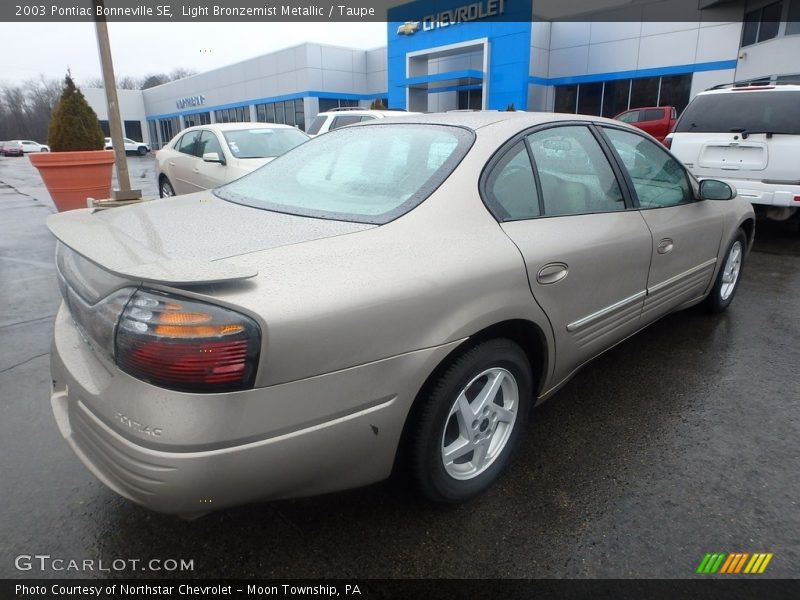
[675,91,800,134]
[527,126,625,216]
[330,115,363,130]
[484,142,539,221]
[306,115,327,135]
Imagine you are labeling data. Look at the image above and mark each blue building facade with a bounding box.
[387,0,533,111]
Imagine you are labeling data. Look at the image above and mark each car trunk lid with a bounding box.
[47,192,374,285]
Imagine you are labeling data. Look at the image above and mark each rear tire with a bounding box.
[705,229,746,313]
[159,177,175,198]
[137,146,147,156]
[410,338,533,503]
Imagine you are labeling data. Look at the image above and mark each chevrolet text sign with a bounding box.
[422,0,505,32]
[175,95,206,109]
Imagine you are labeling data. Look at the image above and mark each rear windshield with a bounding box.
[675,90,800,134]
[214,123,474,224]
[222,128,308,158]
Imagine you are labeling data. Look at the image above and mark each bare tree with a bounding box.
[0,68,199,141]
[140,73,169,89]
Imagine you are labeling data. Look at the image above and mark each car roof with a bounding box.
[186,122,298,132]
[345,110,633,132]
[699,83,800,96]
[317,109,421,117]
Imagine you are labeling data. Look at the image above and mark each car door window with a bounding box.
[618,110,640,123]
[527,126,625,216]
[484,141,539,221]
[602,127,692,208]
[177,131,201,156]
[198,130,224,157]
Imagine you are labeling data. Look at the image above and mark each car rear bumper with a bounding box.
[713,178,800,208]
[50,302,460,515]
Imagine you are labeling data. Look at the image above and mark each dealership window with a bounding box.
[214,106,248,124]
[148,121,158,149]
[554,85,578,113]
[158,117,180,145]
[458,89,482,110]
[556,73,692,119]
[318,98,359,112]
[742,2,783,46]
[183,112,210,128]
[98,120,110,137]
[124,120,143,142]
[255,99,305,131]
[657,74,692,113]
[577,82,603,116]
[787,0,800,34]
[630,76,660,109]
[601,79,631,118]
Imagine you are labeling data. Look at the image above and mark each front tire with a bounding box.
[706,229,747,313]
[137,146,147,156]
[410,338,533,503]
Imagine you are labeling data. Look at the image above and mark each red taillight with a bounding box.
[793,195,800,203]
[116,290,260,392]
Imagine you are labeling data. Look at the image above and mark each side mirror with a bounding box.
[699,179,735,201]
[202,152,225,165]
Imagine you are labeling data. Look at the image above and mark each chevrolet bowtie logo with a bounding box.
[397,21,421,36]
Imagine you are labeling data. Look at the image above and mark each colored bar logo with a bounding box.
[697,552,773,574]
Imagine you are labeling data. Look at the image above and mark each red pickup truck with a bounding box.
[614,106,677,143]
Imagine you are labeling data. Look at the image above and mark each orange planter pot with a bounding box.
[29,150,114,212]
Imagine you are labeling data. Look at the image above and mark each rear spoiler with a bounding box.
[47,210,257,285]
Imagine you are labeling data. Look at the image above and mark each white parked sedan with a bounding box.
[104,137,151,155]
[156,123,309,197]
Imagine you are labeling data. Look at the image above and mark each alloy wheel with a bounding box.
[440,367,519,480]
[720,240,742,301]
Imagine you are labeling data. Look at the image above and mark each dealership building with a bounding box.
[86,0,800,148]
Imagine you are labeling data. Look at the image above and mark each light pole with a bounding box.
[93,0,141,200]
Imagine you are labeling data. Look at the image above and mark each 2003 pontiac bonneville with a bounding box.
[47,112,754,516]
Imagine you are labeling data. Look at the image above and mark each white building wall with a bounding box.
[735,35,800,80]
[366,47,388,97]
[546,20,743,80]
[141,42,381,120]
[83,88,149,144]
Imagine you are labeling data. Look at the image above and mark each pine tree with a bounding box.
[48,73,105,152]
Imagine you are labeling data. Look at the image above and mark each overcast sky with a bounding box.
[0,22,387,85]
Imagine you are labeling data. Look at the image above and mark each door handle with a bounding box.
[168,161,175,166]
[657,238,674,254]
[537,263,568,285]
[192,167,200,173]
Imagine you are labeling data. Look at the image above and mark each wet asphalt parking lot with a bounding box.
[0,154,798,579]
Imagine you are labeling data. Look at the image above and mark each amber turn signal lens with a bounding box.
[116,290,260,393]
